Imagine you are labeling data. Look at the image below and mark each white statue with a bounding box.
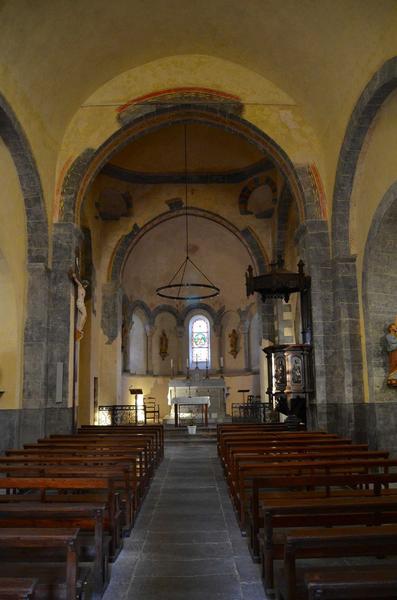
[69,269,89,340]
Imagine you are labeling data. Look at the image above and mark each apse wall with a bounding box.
[121,214,263,418]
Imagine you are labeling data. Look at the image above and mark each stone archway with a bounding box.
[332,57,397,258]
[109,208,269,285]
[0,93,50,444]
[59,103,320,225]
[54,99,330,426]
[362,180,397,452]
[327,57,397,441]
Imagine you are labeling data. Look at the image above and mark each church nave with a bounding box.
[103,441,266,600]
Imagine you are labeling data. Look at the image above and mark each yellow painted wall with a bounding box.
[0,139,27,409]
[0,2,393,235]
[56,55,324,222]
[350,90,397,401]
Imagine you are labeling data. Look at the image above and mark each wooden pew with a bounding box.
[0,578,37,599]
[236,457,397,527]
[259,493,397,591]
[227,450,390,505]
[0,462,136,528]
[25,437,154,481]
[6,448,149,495]
[0,528,88,600]
[221,439,361,474]
[78,425,164,461]
[304,566,397,599]
[0,454,146,514]
[0,476,122,560]
[31,437,154,475]
[224,447,377,524]
[219,433,341,467]
[0,502,108,595]
[249,471,397,561]
[278,524,397,600]
[216,423,305,452]
[72,430,161,463]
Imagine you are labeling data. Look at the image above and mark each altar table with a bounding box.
[169,396,210,427]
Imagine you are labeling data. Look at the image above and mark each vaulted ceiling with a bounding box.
[1,0,396,145]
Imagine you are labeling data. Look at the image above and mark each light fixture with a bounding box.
[156,124,220,301]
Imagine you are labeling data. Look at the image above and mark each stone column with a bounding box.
[239,318,251,372]
[145,324,155,375]
[297,220,335,431]
[44,222,82,438]
[20,262,50,445]
[213,323,223,374]
[176,324,184,374]
[261,298,275,344]
[331,254,365,441]
[101,281,123,404]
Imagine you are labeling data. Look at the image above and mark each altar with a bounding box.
[170,396,210,426]
[167,376,227,422]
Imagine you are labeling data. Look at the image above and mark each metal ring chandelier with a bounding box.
[156,124,220,301]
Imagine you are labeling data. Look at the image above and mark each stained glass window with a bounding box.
[189,315,210,367]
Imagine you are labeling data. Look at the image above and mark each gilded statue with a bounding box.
[386,322,397,387]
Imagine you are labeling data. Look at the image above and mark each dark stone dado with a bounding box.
[0,408,74,454]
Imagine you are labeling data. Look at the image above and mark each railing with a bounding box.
[231,401,267,423]
[98,404,159,426]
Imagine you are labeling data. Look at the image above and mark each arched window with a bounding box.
[189,315,211,368]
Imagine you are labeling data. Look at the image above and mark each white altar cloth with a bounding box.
[169,396,210,406]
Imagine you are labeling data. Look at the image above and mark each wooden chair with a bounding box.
[143,398,160,423]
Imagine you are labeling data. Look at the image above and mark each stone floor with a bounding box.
[102,442,268,600]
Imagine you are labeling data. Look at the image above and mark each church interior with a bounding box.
[1,1,397,598]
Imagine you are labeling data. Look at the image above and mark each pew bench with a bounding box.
[6,448,148,498]
[258,494,397,590]
[0,527,91,600]
[235,457,397,527]
[26,438,154,482]
[220,433,343,468]
[77,425,164,462]
[234,456,394,529]
[277,524,397,600]
[227,451,390,505]
[0,502,108,596]
[304,565,397,599]
[248,471,397,561]
[0,476,122,560]
[0,577,37,599]
[0,462,136,527]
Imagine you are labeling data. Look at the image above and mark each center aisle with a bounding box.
[103,441,268,600]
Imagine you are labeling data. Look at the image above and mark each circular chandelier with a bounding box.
[156,124,220,301]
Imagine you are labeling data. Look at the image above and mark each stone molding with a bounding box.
[332,56,397,258]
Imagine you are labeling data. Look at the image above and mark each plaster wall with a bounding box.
[77,190,106,420]
[0,138,27,409]
[350,90,397,402]
[0,3,394,232]
[153,312,178,377]
[90,176,271,279]
[122,215,255,312]
[129,310,147,375]
[56,54,324,221]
